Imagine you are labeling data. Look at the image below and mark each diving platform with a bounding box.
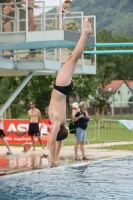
[0,30,95,51]
[0,1,97,115]
[0,55,96,76]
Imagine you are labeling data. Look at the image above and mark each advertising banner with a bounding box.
[0,119,48,145]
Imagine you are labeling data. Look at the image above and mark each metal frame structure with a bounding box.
[0,0,96,115]
[2,1,133,117]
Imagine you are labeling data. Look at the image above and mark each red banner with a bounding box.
[0,120,48,145]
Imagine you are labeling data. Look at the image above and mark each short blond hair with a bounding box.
[64,0,72,4]
[79,101,86,109]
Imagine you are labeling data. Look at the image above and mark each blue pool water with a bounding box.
[0,156,133,200]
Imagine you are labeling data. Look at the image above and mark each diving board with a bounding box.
[0,46,96,75]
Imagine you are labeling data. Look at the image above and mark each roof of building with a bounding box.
[125,80,133,91]
[104,80,124,92]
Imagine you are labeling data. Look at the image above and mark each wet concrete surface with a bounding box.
[0,153,83,176]
[0,143,133,176]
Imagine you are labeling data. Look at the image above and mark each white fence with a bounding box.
[98,119,133,143]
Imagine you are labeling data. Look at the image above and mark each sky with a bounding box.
[36,0,65,9]
[43,0,64,7]
[21,0,67,16]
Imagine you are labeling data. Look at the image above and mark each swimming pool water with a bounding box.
[0,156,133,200]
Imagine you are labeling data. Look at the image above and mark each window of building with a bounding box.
[128,91,130,95]
[118,91,121,95]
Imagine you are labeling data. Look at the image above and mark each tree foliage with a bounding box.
[8,75,55,112]
[71,0,133,35]
[0,77,12,105]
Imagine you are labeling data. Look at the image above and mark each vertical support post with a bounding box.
[16,8,20,31]
[0,5,2,33]
[59,48,62,64]
[81,12,84,65]
[0,5,2,56]
[59,0,62,30]
[59,0,62,65]
[0,72,35,116]
[13,4,17,32]
[25,0,28,41]
[112,102,114,116]
[43,0,45,30]
[14,7,20,60]
[43,1,46,62]
[94,16,96,67]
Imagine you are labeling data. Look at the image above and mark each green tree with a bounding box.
[8,75,55,116]
[89,65,117,126]
[71,0,133,35]
[66,20,79,32]
[128,96,133,108]
[0,77,12,105]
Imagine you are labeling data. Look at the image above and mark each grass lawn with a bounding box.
[100,144,133,151]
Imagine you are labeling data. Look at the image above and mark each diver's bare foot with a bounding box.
[83,17,92,35]
[8,150,12,154]
[31,148,36,151]
[50,163,58,168]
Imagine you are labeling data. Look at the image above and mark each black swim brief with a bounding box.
[54,81,73,96]
[3,18,10,25]
[28,123,40,136]
[28,7,33,12]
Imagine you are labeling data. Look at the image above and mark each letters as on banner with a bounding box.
[0,120,48,145]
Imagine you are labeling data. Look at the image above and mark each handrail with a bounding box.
[0,14,15,20]
[0,1,42,5]
[45,12,83,16]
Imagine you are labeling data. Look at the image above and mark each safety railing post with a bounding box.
[0,5,2,56]
[94,15,96,67]
[0,5,2,33]
[25,0,28,41]
[86,119,96,143]
[81,12,84,65]
[16,8,20,32]
[43,0,45,30]
[59,0,62,30]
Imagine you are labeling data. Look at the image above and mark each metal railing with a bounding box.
[98,119,133,143]
[0,2,89,34]
[0,1,96,71]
